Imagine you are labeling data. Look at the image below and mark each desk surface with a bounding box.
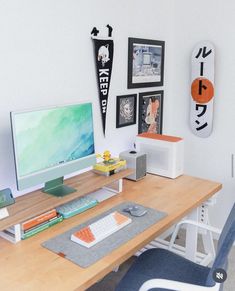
[0,174,222,291]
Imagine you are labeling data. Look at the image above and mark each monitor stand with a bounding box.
[43,177,76,197]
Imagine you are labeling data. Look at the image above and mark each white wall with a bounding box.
[170,0,235,229]
[0,0,174,196]
[1,0,233,230]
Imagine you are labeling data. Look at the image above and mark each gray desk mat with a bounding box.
[42,202,167,268]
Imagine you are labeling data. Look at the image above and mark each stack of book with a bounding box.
[21,209,63,239]
[93,158,126,176]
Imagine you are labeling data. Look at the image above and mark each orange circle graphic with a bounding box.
[191,78,214,104]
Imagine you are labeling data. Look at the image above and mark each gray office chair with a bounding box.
[116,203,235,291]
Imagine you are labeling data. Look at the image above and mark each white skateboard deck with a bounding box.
[190,41,215,138]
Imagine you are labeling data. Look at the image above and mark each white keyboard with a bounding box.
[71,211,132,248]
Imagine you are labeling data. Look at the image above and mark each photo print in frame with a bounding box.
[128,38,165,88]
[116,94,137,128]
[138,90,164,134]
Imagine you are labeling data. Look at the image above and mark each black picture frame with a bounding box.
[138,90,164,134]
[128,37,165,88]
[116,94,137,128]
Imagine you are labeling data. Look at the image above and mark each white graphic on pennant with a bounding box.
[98,45,110,67]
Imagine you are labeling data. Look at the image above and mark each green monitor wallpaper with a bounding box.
[12,103,95,178]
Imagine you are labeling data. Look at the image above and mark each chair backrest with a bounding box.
[206,203,235,286]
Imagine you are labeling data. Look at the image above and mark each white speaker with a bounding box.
[119,150,146,181]
[135,133,184,179]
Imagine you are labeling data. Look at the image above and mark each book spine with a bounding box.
[22,215,63,240]
[23,215,60,233]
[22,209,57,231]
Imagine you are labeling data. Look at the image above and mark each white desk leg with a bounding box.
[14,224,21,242]
[118,178,123,193]
[0,224,21,243]
[185,207,199,262]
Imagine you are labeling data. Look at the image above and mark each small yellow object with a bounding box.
[103,150,111,162]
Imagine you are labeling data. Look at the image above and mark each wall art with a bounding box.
[91,25,114,136]
[128,38,165,88]
[116,94,137,128]
[190,41,215,138]
[138,90,163,134]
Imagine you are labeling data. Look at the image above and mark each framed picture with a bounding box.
[116,94,137,128]
[138,90,164,134]
[128,37,165,88]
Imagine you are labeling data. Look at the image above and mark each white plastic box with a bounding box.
[135,133,184,179]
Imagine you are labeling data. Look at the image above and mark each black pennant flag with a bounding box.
[92,37,114,136]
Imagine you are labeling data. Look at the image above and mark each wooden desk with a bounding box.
[0,174,221,291]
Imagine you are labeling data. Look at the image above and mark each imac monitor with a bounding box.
[10,102,96,197]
